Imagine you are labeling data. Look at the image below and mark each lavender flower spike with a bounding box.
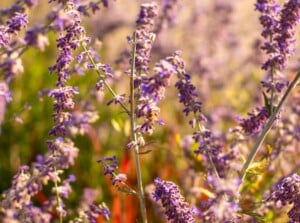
[134,2,158,75]
[275,0,300,70]
[269,173,300,223]
[153,177,195,223]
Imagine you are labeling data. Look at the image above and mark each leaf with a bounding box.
[246,158,269,175]
[262,91,271,116]
[138,149,152,155]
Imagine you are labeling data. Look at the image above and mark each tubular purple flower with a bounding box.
[274,0,300,70]
[136,55,178,135]
[239,106,270,135]
[133,3,158,75]
[6,12,28,34]
[85,203,110,222]
[153,177,195,223]
[268,174,300,223]
[171,52,203,122]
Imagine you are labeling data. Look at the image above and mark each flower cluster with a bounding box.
[239,106,270,135]
[269,174,300,222]
[133,2,158,75]
[97,156,128,187]
[152,177,195,223]
[136,53,180,135]
[193,130,236,178]
[275,0,300,70]
[71,203,110,223]
[171,52,204,126]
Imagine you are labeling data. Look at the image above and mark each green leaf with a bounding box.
[246,158,269,175]
[138,149,152,155]
[262,91,271,116]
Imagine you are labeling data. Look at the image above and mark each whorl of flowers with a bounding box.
[71,203,110,223]
[239,106,270,135]
[136,53,179,135]
[48,1,89,136]
[152,177,195,223]
[193,130,237,178]
[134,2,158,75]
[0,10,28,47]
[275,0,300,70]
[0,12,28,82]
[269,174,300,223]
[0,137,79,210]
[256,0,300,71]
[97,156,128,187]
[168,51,205,128]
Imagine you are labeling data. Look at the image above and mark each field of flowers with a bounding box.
[0,0,300,222]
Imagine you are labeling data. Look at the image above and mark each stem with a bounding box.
[240,71,300,182]
[129,31,148,223]
[270,66,275,114]
[82,33,147,222]
[81,44,130,115]
[195,118,221,180]
[54,167,63,223]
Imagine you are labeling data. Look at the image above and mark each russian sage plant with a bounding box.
[0,0,300,222]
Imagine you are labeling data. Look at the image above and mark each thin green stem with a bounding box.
[240,71,300,182]
[129,31,148,223]
[81,44,130,115]
[82,34,147,222]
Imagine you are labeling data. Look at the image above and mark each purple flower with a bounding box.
[193,130,235,178]
[153,177,195,223]
[135,55,179,135]
[255,0,280,38]
[269,173,300,206]
[48,86,79,112]
[0,26,9,47]
[274,0,300,70]
[239,106,269,135]
[6,12,28,34]
[269,174,300,223]
[133,3,158,75]
[85,203,110,222]
[24,27,49,51]
[53,175,76,198]
[0,56,24,82]
[97,156,118,178]
[48,5,88,87]
[256,0,300,71]
[48,86,79,136]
